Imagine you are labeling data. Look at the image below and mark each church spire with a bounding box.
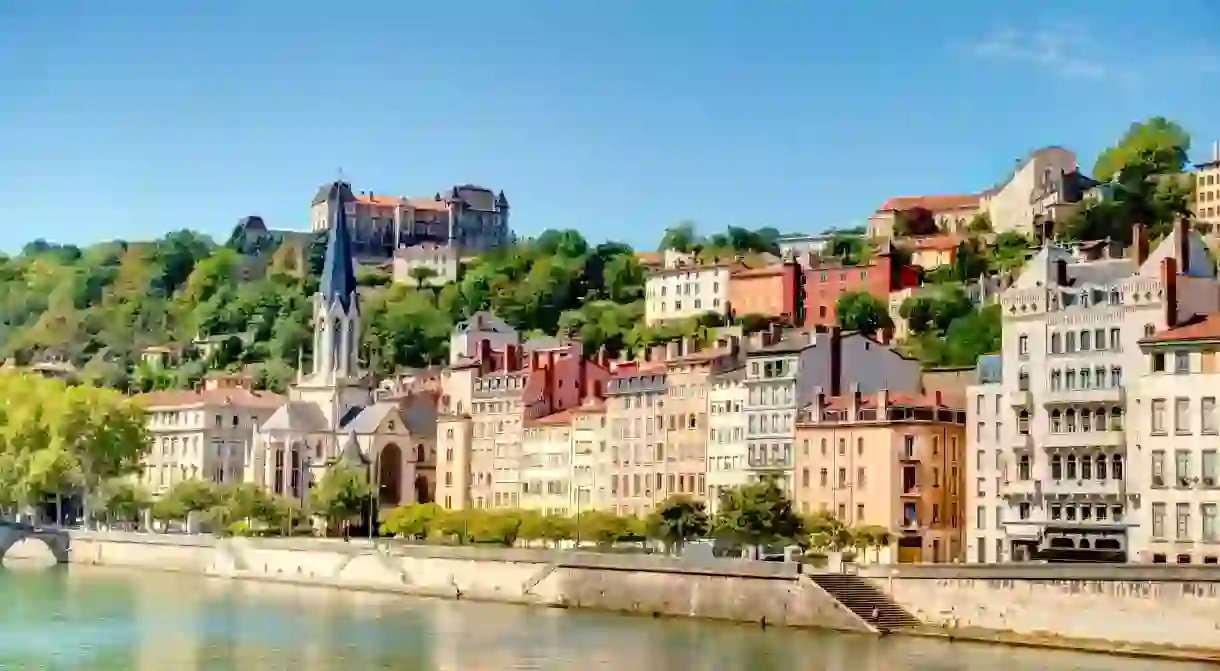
[320,181,358,311]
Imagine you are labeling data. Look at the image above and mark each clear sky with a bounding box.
[2,1,1219,252]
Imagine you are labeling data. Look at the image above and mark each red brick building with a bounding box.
[728,261,804,325]
[803,243,918,329]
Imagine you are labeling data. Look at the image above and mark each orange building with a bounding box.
[793,389,966,563]
[728,261,803,325]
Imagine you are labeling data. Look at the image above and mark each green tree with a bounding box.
[89,480,152,526]
[713,481,803,553]
[380,502,445,540]
[965,213,992,234]
[658,222,698,252]
[152,480,219,523]
[647,495,710,553]
[835,292,893,338]
[309,466,373,534]
[1093,116,1190,180]
[575,510,632,546]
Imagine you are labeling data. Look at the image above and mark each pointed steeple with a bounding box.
[320,181,358,311]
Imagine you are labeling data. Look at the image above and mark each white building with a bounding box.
[520,413,572,516]
[706,366,747,513]
[964,355,1007,563]
[393,242,460,287]
[449,312,518,365]
[969,221,1219,562]
[982,147,1082,238]
[644,251,731,324]
[1130,315,1220,563]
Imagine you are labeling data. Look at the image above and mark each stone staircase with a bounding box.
[806,573,922,631]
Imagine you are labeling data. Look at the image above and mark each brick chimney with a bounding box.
[1177,218,1191,274]
[505,343,519,372]
[529,349,541,370]
[877,389,889,418]
[651,344,667,362]
[1055,258,1068,286]
[478,339,492,374]
[813,386,826,424]
[829,326,843,396]
[1162,256,1179,328]
[667,340,682,360]
[1133,223,1150,265]
[543,358,556,413]
[577,357,588,402]
[596,345,609,369]
[849,383,862,419]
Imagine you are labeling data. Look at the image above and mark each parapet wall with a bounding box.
[68,532,868,633]
[857,563,1220,659]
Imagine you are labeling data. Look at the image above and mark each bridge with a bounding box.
[0,520,70,564]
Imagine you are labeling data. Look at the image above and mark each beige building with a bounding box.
[136,373,284,493]
[982,146,1080,237]
[866,195,981,239]
[520,410,574,515]
[1131,315,1220,563]
[644,251,732,324]
[435,413,472,510]
[392,242,460,287]
[795,390,967,563]
[1194,141,1220,236]
[605,360,668,516]
[570,397,610,513]
[707,366,748,514]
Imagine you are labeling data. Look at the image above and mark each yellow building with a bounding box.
[794,389,966,563]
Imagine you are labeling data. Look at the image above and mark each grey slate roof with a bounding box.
[339,431,367,466]
[261,401,328,433]
[340,402,400,434]
[319,181,359,311]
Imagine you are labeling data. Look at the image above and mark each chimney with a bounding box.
[1176,218,1190,275]
[543,358,556,413]
[829,326,843,396]
[505,343,519,372]
[934,390,943,407]
[1162,256,1179,328]
[878,389,889,418]
[577,358,588,403]
[667,340,682,360]
[1055,258,1068,286]
[651,344,667,362]
[769,322,783,345]
[478,339,492,374]
[849,382,862,419]
[813,386,826,424]
[1133,223,1150,265]
[530,350,541,370]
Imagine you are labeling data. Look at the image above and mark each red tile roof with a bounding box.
[526,409,574,427]
[822,392,961,412]
[878,194,981,213]
[904,234,962,251]
[1143,314,1220,344]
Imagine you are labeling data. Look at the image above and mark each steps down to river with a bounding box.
[806,574,922,631]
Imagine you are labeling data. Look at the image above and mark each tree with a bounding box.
[899,286,973,337]
[152,480,219,523]
[309,466,373,535]
[380,502,444,540]
[835,292,893,338]
[713,481,803,553]
[658,222,698,252]
[647,495,710,553]
[892,207,938,237]
[407,266,439,288]
[965,213,992,234]
[1093,116,1190,180]
[89,480,151,526]
[575,510,632,546]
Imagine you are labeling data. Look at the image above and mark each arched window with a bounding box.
[1094,408,1106,430]
[1110,407,1124,431]
[1081,410,1092,432]
[1051,455,1063,479]
[1051,410,1062,433]
[1018,454,1031,480]
[1109,289,1121,305]
[1096,454,1107,479]
[1112,454,1124,480]
[1065,409,1077,433]
[1051,333,1061,354]
[1018,367,1030,391]
[1066,454,1078,479]
[1018,410,1030,435]
[1081,454,1092,479]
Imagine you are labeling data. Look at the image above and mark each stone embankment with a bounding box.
[65,532,1220,662]
[68,532,871,633]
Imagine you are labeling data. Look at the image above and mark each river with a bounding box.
[0,565,1208,670]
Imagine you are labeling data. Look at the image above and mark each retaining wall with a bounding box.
[68,532,869,633]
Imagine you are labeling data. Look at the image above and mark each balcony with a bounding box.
[1041,387,1124,406]
[899,449,919,463]
[1001,478,1041,500]
[747,456,793,470]
[900,487,921,498]
[1042,431,1124,449]
[1010,390,1032,407]
[1042,478,1125,499]
[1010,433,1034,450]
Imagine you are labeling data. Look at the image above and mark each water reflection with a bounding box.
[0,566,1210,670]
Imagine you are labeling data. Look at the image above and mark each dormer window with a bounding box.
[1080,290,1090,307]
[1109,289,1121,305]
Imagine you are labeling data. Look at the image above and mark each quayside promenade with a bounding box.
[31,531,1220,663]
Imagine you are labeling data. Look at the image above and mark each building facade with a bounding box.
[644,252,732,324]
[982,146,1082,238]
[795,390,967,562]
[1194,141,1220,236]
[392,242,461,287]
[707,366,747,514]
[728,262,804,324]
[969,222,1219,563]
[310,182,510,261]
[802,243,918,330]
[867,195,982,239]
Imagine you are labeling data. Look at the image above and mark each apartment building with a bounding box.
[1194,141,1220,236]
[570,397,609,513]
[435,413,472,510]
[794,389,966,563]
[803,242,919,329]
[605,360,667,516]
[449,312,518,366]
[392,242,460,287]
[973,221,1219,562]
[466,345,529,509]
[743,326,923,494]
[707,366,747,514]
[866,195,981,239]
[728,262,804,324]
[1131,315,1220,563]
[520,410,573,516]
[901,234,960,270]
[964,355,1007,563]
[644,251,732,324]
[137,373,284,493]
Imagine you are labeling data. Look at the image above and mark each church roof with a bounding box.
[339,431,367,466]
[260,401,328,432]
[340,402,400,434]
[319,181,359,311]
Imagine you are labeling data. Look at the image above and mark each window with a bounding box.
[1176,449,1192,484]
[976,395,984,414]
[1018,454,1031,480]
[1204,450,1218,485]
[1204,398,1218,434]
[1065,332,1076,352]
[1050,333,1061,354]
[1151,399,1166,434]
[1152,353,1166,372]
[1051,455,1062,479]
[1152,451,1165,486]
[1176,398,1192,435]
[1019,502,1031,520]
[1152,503,1166,539]
[1204,504,1218,542]
[1018,335,1029,356]
[1094,328,1106,350]
[976,506,986,530]
[1080,330,1091,351]
[1113,454,1123,480]
[1176,352,1191,374]
[1177,503,1192,540]
[1110,328,1121,351]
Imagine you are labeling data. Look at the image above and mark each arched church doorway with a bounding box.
[415,474,431,504]
[378,444,403,506]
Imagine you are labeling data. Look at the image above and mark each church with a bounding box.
[245,181,434,514]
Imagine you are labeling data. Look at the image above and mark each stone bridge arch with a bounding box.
[0,522,70,564]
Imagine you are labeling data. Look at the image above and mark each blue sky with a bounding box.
[1,1,1219,252]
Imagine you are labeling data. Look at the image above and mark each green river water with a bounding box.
[0,565,1209,670]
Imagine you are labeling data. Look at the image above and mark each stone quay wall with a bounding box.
[858,563,1220,660]
[67,532,870,633]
